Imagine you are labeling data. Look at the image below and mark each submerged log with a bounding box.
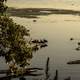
[0,72,43,80]
[25,68,43,71]
[0,68,43,74]
[53,70,58,80]
[67,60,80,64]
[45,57,50,80]
[0,73,43,80]
[0,67,43,79]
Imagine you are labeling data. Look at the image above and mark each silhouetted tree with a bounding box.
[0,0,47,75]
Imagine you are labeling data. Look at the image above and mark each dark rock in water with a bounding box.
[43,39,48,43]
[39,40,44,43]
[31,39,39,43]
[32,45,39,51]
[75,47,80,51]
[33,20,37,22]
[67,60,80,64]
[78,42,80,45]
[40,44,48,48]
[70,38,74,41]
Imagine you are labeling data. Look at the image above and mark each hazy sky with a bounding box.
[7,0,80,10]
[7,0,80,4]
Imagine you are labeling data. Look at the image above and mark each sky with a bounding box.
[7,0,80,10]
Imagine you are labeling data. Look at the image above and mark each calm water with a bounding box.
[1,14,80,80]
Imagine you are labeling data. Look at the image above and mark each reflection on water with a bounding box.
[2,14,80,80]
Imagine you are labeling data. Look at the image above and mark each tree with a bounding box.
[0,0,47,75]
[0,0,7,15]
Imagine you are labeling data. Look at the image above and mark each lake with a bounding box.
[1,14,80,80]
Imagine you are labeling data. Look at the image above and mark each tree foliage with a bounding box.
[0,0,48,74]
[0,0,7,15]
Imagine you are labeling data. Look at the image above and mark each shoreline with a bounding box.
[7,7,80,18]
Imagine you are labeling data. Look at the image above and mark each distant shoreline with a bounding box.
[7,7,80,18]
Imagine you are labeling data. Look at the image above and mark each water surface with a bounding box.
[10,14,80,80]
[0,14,80,80]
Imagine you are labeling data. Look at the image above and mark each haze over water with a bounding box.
[7,0,80,10]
